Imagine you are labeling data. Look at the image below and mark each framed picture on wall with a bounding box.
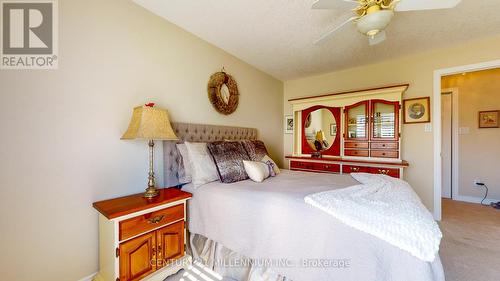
[284,115,294,134]
[478,110,499,128]
[403,97,431,124]
[330,123,337,136]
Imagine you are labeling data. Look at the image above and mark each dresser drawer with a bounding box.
[370,150,399,158]
[312,162,340,173]
[290,160,315,170]
[344,142,369,149]
[342,165,370,174]
[370,142,399,150]
[344,149,369,157]
[119,204,184,241]
[370,167,400,178]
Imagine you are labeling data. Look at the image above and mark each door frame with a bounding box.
[433,59,500,220]
[440,88,459,200]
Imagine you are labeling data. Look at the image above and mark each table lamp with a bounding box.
[121,103,178,198]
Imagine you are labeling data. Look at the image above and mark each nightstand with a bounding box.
[93,188,192,281]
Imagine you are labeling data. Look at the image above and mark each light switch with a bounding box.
[424,124,432,132]
[459,127,470,135]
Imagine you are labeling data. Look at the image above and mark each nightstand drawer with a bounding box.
[119,204,184,241]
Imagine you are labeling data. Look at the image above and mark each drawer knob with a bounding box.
[351,167,360,172]
[378,169,389,175]
[325,165,330,169]
[147,215,164,224]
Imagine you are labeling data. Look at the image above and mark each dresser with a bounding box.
[93,188,192,281]
[287,84,409,179]
[287,156,408,178]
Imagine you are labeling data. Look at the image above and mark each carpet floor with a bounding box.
[439,199,500,281]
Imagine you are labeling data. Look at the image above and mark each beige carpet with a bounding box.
[439,199,500,281]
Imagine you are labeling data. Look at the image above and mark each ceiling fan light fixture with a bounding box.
[356,9,394,36]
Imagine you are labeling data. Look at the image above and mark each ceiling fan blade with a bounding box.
[395,0,461,12]
[368,30,386,46]
[314,16,358,45]
[312,0,358,9]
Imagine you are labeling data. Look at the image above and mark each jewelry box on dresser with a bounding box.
[286,84,409,179]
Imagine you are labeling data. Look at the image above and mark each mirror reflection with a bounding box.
[305,108,337,151]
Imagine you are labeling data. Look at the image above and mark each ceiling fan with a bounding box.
[313,0,462,46]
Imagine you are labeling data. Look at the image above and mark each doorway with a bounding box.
[433,59,500,220]
[441,91,452,199]
[440,88,458,200]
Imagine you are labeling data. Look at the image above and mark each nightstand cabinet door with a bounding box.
[157,221,185,268]
[119,232,156,281]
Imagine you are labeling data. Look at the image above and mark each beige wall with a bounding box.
[442,69,500,200]
[0,1,283,280]
[284,35,500,213]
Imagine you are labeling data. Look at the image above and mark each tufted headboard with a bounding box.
[162,123,258,187]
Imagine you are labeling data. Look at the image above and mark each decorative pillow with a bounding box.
[261,155,280,175]
[241,140,269,161]
[243,160,270,182]
[185,142,219,187]
[176,143,192,184]
[207,141,250,183]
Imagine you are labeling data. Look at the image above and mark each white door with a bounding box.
[441,92,452,198]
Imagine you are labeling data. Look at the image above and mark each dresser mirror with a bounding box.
[304,108,337,151]
[301,105,341,156]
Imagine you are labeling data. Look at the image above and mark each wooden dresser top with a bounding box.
[285,155,409,167]
[93,188,192,219]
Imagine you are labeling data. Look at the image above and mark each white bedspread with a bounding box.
[186,170,444,281]
[305,173,442,262]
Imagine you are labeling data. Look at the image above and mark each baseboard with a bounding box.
[452,195,500,205]
[76,272,97,281]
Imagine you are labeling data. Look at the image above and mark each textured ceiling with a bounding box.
[133,0,500,80]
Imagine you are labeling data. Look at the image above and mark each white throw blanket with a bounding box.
[305,173,442,262]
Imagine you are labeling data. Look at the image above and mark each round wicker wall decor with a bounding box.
[207,71,239,115]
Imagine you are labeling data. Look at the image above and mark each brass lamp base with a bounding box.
[144,186,159,199]
[143,139,159,199]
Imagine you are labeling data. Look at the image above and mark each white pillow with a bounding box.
[176,143,192,184]
[261,155,280,175]
[185,142,219,187]
[243,160,270,183]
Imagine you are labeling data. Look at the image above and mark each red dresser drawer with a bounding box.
[342,165,370,174]
[370,150,399,158]
[369,167,400,178]
[344,149,369,157]
[291,160,340,173]
[370,142,399,150]
[313,162,340,173]
[344,142,369,149]
[290,160,315,170]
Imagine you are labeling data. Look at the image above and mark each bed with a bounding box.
[163,123,444,281]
